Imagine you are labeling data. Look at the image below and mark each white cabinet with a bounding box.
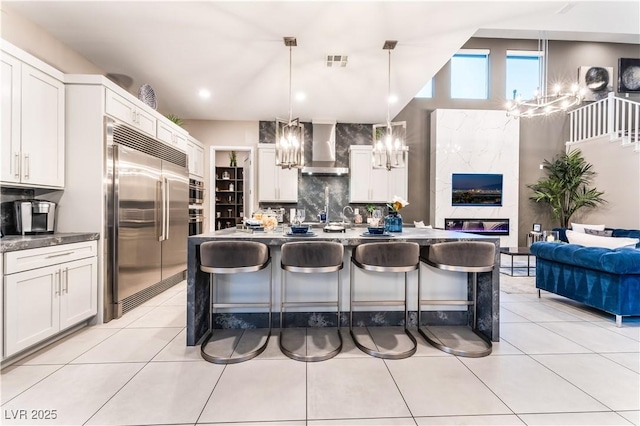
[1,49,65,188]
[3,241,98,358]
[105,88,156,137]
[157,119,188,152]
[257,145,298,202]
[349,145,407,203]
[187,137,205,178]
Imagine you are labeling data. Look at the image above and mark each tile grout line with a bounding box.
[194,363,228,425]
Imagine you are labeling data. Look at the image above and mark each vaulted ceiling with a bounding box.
[4,1,639,123]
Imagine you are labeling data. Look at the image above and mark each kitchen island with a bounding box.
[187,227,500,346]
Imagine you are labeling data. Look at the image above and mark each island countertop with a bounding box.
[187,227,500,346]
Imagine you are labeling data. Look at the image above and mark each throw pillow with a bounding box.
[566,230,639,249]
[571,223,606,233]
[585,228,614,237]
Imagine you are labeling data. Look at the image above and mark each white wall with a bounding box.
[566,136,640,229]
[430,109,520,247]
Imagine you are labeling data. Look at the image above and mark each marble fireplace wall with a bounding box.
[259,121,381,221]
[430,109,520,247]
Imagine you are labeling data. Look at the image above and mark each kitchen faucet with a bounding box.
[324,186,330,224]
[341,205,354,226]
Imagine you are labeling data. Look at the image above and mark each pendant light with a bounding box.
[372,40,407,170]
[506,38,582,118]
[275,37,304,169]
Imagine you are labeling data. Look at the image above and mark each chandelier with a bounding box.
[275,37,304,169]
[506,38,582,118]
[372,40,407,170]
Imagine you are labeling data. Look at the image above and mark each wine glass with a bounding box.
[372,208,383,227]
[296,208,306,225]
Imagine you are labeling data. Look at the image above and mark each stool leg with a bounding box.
[472,272,477,330]
[280,267,285,330]
[209,273,215,332]
[349,261,354,331]
[268,263,273,332]
[337,269,341,328]
[417,265,421,328]
[404,271,409,328]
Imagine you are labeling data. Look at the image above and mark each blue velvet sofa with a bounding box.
[530,228,640,326]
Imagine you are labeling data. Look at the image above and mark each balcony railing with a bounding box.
[568,92,639,146]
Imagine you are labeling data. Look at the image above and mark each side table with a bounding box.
[500,247,535,276]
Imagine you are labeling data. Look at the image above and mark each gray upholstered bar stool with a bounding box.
[199,241,272,364]
[418,241,496,357]
[350,242,419,359]
[280,241,344,362]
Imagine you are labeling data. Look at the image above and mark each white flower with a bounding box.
[389,195,409,211]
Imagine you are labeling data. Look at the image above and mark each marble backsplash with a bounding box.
[259,121,389,222]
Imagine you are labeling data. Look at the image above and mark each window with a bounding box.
[506,50,541,101]
[415,78,433,98]
[450,49,489,99]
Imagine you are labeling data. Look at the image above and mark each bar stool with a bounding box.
[418,241,495,357]
[350,242,419,359]
[199,241,272,364]
[280,241,344,362]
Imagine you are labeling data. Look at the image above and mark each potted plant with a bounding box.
[165,114,184,127]
[528,149,606,228]
[229,151,237,167]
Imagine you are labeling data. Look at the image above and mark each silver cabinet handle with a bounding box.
[63,267,69,294]
[24,153,29,179]
[131,108,137,123]
[137,112,141,125]
[46,252,73,259]
[165,177,170,239]
[54,270,60,296]
[14,152,20,178]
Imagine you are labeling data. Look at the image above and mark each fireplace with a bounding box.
[444,218,509,236]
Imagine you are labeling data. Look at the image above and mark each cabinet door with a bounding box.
[349,148,372,202]
[59,257,98,330]
[388,166,407,201]
[135,108,156,137]
[156,120,175,145]
[258,148,277,201]
[4,265,60,356]
[1,54,21,184]
[277,167,299,202]
[105,89,136,126]
[186,140,197,174]
[370,168,389,202]
[193,143,205,178]
[173,131,188,152]
[20,63,65,187]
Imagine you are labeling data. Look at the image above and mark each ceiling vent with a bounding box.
[326,55,348,67]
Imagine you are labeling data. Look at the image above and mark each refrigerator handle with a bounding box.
[158,179,165,241]
[165,177,170,239]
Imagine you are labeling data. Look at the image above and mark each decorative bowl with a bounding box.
[291,225,310,234]
[367,226,385,235]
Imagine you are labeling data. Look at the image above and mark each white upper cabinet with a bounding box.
[157,118,188,152]
[257,145,298,202]
[187,137,205,178]
[1,45,65,188]
[349,145,407,203]
[105,88,156,137]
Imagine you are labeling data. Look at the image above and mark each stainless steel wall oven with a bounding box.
[189,205,204,236]
[189,178,204,204]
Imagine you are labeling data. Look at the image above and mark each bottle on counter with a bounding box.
[354,208,363,224]
[229,183,234,191]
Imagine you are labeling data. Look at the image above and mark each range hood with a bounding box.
[301,121,349,175]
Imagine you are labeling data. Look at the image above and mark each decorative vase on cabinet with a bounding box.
[384,211,403,233]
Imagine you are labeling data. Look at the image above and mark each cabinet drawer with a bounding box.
[5,241,98,275]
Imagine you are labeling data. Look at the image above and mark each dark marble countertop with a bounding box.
[0,233,100,253]
[189,226,498,246]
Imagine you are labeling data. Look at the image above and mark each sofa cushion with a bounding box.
[571,223,605,233]
[566,230,639,249]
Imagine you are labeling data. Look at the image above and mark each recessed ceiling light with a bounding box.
[198,89,211,99]
[388,94,398,104]
[295,92,306,102]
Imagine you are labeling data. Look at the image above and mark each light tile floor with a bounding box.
[1,279,639,426]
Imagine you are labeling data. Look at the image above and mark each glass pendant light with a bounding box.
[372,40,407,170]
[275,37,304,169]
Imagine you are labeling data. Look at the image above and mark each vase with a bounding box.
[384,211,403,232]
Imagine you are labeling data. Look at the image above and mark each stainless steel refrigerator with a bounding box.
[105,117,188,320]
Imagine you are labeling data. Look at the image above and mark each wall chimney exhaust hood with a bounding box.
[301,121,349,175]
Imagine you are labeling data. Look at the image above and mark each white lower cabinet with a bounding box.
[3,241,98,358]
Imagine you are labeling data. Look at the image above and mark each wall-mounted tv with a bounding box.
[451,173,503,206]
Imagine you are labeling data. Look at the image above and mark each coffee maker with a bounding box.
[1,200,57,235]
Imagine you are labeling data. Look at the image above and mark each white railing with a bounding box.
[569,92,640,145]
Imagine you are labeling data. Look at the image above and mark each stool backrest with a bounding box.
[422,241,495,270]
[353,242,419,268]
[281,241,344,268]
[200,241,270,269]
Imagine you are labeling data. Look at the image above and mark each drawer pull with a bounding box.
[46,252,73,259]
